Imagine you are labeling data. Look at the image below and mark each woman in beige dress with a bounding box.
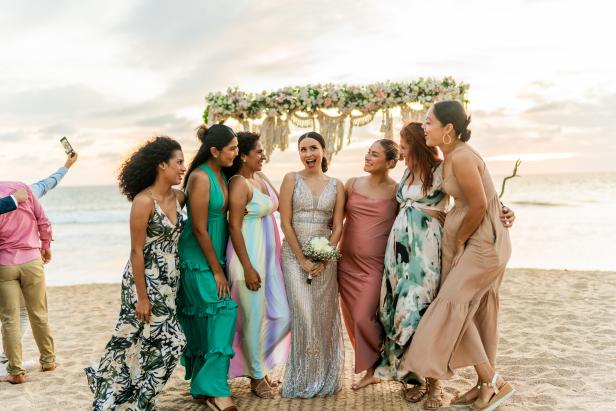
[401,101,515,411]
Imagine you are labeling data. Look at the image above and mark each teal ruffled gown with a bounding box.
[177,164,238,397]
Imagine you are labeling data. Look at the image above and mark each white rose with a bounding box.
[310,237,331,253]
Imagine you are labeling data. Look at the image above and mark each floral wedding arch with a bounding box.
[203,77,469,161]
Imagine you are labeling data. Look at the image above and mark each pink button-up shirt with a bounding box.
[0,182,52,266]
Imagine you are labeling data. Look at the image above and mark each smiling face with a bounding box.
[364,142,391,174]
[212,137,239,167]
[243,140,266,172]
[298,137,325,171]
[160,149,186,185]
[423,107,451,147]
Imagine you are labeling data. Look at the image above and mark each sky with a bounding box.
[1,0,615,186]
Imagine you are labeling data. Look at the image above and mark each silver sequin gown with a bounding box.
[280,174,344,398]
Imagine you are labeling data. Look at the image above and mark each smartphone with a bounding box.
[60,136,74,154]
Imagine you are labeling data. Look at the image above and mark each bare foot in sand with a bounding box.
[42,364,57,372]
[352,369,381,390]
[2,374,26,384]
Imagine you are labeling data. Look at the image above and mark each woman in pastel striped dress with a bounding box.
[225,132,291,398]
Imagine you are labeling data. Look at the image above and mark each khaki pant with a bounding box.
[0,258,55,375]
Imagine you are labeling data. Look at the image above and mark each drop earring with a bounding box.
[443,133,452,145]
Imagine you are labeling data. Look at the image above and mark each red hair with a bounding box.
[400,122,441,194]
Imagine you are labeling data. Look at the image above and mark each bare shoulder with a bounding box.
[334,178,345,192]
[188,168,211,189]
[132,191,154,214]
[387,176,398,189]
[281,172,297,185]
[451,148,479,169]
[344,176,358,190]
[228,175,249,192]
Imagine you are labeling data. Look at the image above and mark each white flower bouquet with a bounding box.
[301,236,341,284]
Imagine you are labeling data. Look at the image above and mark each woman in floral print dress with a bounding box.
[375,123,448,389]
[85,137,187,410]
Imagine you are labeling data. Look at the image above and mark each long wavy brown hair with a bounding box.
[400,122,441,195]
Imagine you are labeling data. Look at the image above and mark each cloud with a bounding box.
[523,94,616,129]
[0,84,110,119]
[0,130,26,142]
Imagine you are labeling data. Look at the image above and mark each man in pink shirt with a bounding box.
[0,181,56,384]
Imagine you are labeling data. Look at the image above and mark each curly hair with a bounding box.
[223,132,260,179]
[118,136,182,201]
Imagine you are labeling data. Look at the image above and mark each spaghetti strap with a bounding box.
[348,177,357,194]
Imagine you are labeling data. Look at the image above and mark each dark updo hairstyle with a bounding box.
[297,131,328,172]
[223,131,261,179]
[400,122,441,195]
[118,136,182,201]
[184,124,237,188]
[432,100,472,142]
[375,139,400,168]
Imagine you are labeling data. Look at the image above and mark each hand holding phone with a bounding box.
[60,136,74,154]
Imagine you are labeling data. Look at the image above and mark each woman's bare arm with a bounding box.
[452,151,487,247]
[129,193,154,322]
[329,179,346,246]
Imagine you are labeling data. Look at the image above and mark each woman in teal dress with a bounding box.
[177,124,239,411]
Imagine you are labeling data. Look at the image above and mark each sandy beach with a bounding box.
[1,268,615,410]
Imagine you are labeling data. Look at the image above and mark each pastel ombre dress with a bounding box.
[227,177,291,380]
[338,178,398,373]
[176,164,238,398]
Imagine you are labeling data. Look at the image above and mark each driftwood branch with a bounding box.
[499,159,522,199]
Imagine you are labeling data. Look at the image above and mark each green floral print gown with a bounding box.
[375,166,447,382]
[85,198,186,411]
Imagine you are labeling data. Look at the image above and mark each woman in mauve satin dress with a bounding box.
[337,139,400,390]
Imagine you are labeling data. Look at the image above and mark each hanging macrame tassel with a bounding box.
[207,113,218,127]
[347,116,353,144]
[385,109,394,140]
[400,105,411,126]
[260,115,276,159]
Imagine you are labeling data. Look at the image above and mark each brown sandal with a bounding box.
[264,375,281,388]
[206,397,238,411]
[251,378,275,399]
[423,378,444,410]
[404,384,428,403]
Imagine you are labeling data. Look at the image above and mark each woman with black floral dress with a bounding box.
[85,137,187,410]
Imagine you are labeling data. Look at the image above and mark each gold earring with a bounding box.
[443,133,452,145]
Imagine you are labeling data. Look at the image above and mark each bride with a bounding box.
[278,131,346,398]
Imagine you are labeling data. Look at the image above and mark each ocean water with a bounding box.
[38,172,616,286]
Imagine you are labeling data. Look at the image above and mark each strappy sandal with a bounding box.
[251,378,275,399]
[470,373,515,411]
[423,378,444,410]
[264,375,281,388]
[451,385,480,408]
[404,383,428,403]
[206,397,239,411]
